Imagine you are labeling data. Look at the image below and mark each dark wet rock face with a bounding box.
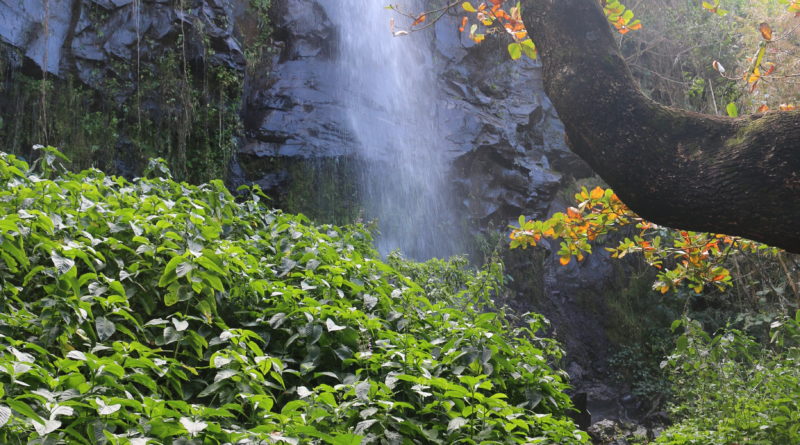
[239,5,591,227]
[0,0,248,181]
[240,0,347,163]
[0,0,245,86]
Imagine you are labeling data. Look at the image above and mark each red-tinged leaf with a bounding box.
[590,186,605,200]
[411,14,426,26]
[757,104,769,113]
[559,256,571,266]
[459,16,468,32]
[712,60,725,75]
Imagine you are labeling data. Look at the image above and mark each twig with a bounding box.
[708,78,719,115]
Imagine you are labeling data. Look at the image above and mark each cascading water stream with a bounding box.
[330,0,464,260]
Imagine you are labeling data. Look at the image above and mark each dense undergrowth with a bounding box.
[0,147,586,444]
[654,315,800,444]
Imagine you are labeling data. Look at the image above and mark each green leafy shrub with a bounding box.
[656,314,800,444]
[0,147,586,444]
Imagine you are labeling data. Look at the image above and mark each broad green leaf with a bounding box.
[520,39,537,59]
[0,405,11,428]
[95,317,116,341]
[507,42,522,60]
[448,417,468,432]
[33,419,61,436]
[158,255,184,287]
[180,417,208,436]
[726,102,739,117]
[330,433,365,445]
[51,251,75,275]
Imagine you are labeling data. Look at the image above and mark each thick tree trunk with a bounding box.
[521,0,800,253]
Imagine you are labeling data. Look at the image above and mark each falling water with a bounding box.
[331,0,464,260]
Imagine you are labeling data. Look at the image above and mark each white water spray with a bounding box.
[330,0,463,260]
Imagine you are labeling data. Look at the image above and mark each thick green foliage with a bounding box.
[0,148,586,444]
[656,315,800,444]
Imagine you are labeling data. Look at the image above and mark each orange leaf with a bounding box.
[589,186,604,200]
[759,22,773,41]
[411,14,426,26]
[559,256,571,266]
[459,16,468,32]
[566,207,581,219]
[757,104,769,113]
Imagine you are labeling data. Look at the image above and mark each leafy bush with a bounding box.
[656,314,800,444]
[0,147,587,444]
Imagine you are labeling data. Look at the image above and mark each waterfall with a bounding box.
[330,0,464,260]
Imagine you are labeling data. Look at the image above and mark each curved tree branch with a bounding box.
[521,0,800,253]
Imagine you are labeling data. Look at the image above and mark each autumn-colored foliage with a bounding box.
[388,0,642,60]
[510,186,780,295]
[709,0,800,109]
[389,0,798,294]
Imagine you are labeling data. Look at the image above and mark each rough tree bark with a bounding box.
[521,0,800,253]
